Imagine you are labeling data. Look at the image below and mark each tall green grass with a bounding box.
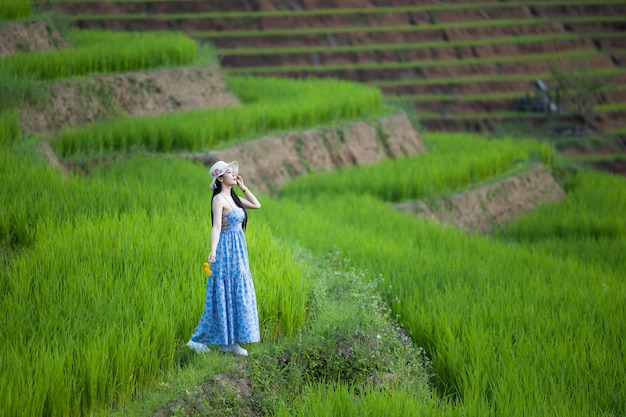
[0,0,31,20]
[258,140,625,416]
[0,69,47,111]
[51,76,383,159]
[0,30,196,80]
[496,170,626,274]
[0,141,309,417]
[275,383,460,417]
[0,110,20,147]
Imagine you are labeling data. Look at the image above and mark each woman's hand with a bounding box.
[236,175,246,191]
[208,251,216,263]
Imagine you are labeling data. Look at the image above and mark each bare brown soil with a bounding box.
[393,163,565,233]
[20,66,240,135]
[0,19,69,57]
[179,111,426,194]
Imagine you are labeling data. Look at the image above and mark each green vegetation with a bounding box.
[0,139,308,417]
[0,30,197,80]
[417,106,625,120]
[218,33,583,56]
[3,6,625,417]
[371,68,626,87]
[261,166,625,416]
[63,1,626,19]
[283,134,554,202]
[224,50,598,74]
[194,16,626,38]
[0,70,47,112]
[0,0,31,20]
[51,76,384,159]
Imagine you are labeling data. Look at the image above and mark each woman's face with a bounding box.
[220,167,238,187]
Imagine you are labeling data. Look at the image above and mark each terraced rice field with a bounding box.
[42,0,626,134]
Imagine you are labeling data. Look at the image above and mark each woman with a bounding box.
[187,160,262,356]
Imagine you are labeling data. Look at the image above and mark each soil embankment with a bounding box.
[183,111,426,194]
[20,66,240,135]
[0,19,68,56]
[394,163,565,233]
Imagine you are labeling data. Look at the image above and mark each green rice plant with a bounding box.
[275,382,459,417]
[51,76,383,159]
[0,151,308,417]
[283,133,554,202]
[497,169,626,242]
[0,69,47,111]
[220,33,582,56]
[0,110,20,147]
[195,16,626,38]
[259,171,626,416]
[247,222,310,340]
[0,30,197,80]
[371,68,626,87]
[0,0,31,20]
[225,50,597,74]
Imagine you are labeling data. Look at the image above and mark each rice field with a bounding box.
[223,50,598,74]
[370,68,626,87]
[0,138,308,417]
[218,33,585,56]
[0,0,31,20]
[260,161,626,416]
[194,16,626,39]
[52,76,384,159]
[3,8,625,415]
[57,0,626,19]
[0,30,197,81]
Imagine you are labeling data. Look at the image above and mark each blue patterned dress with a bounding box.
[190,199,260,345]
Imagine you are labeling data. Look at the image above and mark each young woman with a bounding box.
[187,160,261,356]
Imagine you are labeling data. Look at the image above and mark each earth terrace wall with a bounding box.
[46,0,626,133]
[181,111,425,194]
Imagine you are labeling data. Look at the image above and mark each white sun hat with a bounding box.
[209,160,239,190]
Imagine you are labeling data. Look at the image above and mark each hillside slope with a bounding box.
[45,0,626,136]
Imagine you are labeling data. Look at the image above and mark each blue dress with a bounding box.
[190,201,260,345]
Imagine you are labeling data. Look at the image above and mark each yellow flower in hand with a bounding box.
[203,262,212,275]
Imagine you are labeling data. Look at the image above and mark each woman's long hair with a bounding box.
[211,180,248,231]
